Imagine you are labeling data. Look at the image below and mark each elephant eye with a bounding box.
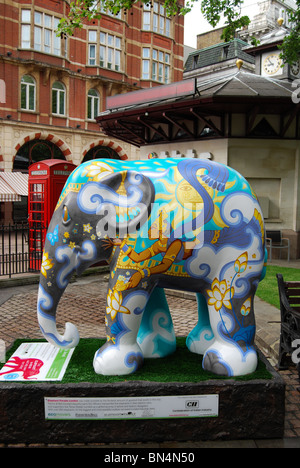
[62,205,71,224]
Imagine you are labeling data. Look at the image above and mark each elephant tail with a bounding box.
[37,285,80,349]
[260,247,268,282]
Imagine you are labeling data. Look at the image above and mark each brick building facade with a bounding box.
[0,0,184,221]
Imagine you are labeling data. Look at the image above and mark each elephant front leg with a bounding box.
[93,273,151,375]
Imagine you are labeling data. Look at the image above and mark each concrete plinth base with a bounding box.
[0,352,285,445]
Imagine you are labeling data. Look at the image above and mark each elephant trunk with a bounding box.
[37,261,79,349]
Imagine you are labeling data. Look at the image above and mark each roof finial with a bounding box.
[277,17,284,27]
[236,59,243,70]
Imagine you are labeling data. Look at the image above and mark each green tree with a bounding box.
[279,0,300,65]
[200,0,251,42]
[57,0,299,65]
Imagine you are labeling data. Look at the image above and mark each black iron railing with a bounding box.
[0,223,46,277]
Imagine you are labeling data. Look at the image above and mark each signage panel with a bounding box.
[44,394,219,420]
[106,79,196,110]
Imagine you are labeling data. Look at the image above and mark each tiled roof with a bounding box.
[97,70,296,146]
[184,39,255,72]
[98,71,294,119]
[196,71,293,97]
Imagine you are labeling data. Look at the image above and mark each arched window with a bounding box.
[82,145,120,163]
[14,139,65,171]
[21,75,36,111]
[52,81,65,116]
[87,89,100,120]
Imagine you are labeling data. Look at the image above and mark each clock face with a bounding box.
[291,60,300,76]
[263,54,282,75]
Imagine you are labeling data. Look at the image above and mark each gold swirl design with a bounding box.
[56,183,85,210]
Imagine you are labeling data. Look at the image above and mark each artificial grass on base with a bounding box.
[6,337,272,383]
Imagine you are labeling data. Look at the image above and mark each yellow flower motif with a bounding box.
[83,223,92,233]
[114,275,130,292]
[64,232,70,238]
[106,289,130,320]
[82,161,113,182]
[241,297,251,316]
[207,278,234,311]
[41,252,54,278]
[69,241,76,249]
[234,252,248,273]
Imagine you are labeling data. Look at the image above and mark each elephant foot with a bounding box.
[93,342,144,376]
[202,342,258,377]
[186,325,214,356]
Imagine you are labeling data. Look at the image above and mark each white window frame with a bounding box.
[142,48,150,79]
[143,2,172,37]
[21,9,66,57]
[88,30,97,65]
[21,10,31,48]
[100,5,122,19]
[101,33,122,71]
[88,30,122,71]
[21,75,36,111]
[87,89,100,120]
[143,48,170,83]
[52,81,66,116]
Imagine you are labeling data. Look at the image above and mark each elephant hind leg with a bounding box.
[202,292,258,377]
[137,287,176,358]
[186,293,214,355]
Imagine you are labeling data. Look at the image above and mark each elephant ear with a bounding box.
[77,170,155,238]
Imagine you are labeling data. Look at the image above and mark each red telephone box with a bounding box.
[28,160,77,270]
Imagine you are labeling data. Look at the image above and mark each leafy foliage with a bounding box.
[279,0,300,65]
[56,0,300,66]
[57,0,187,37]
[201,0,250,42]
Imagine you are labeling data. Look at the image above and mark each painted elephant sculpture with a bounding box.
[37,158,267,377]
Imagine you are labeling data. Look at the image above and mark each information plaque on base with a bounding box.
[44,394,219,420]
